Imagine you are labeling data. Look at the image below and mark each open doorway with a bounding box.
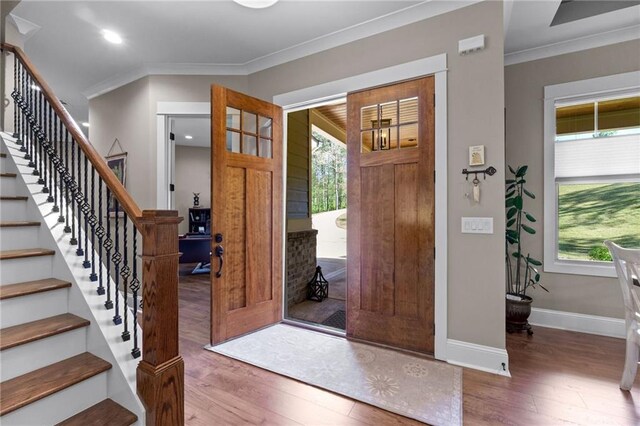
[285,101,348,331]
[170,116,213,280]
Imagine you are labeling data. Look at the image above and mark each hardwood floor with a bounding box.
[179,268,638,425]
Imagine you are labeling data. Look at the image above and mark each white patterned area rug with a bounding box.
[206,324,462,425]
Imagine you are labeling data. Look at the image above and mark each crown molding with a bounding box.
[505,24,640,66]
[83,0,480,99]
[242,0,481,74]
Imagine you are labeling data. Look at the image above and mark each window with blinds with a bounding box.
[553,93,640,263]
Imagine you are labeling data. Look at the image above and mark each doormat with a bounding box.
[321,309,346,329]
[207,324,462,425]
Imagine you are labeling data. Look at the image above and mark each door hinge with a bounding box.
[169,132,175,141]
[433,323,436,335]
[434,247,436,259]
[434,170,436,183]
[433,94,436,106]
[169,183,175,192]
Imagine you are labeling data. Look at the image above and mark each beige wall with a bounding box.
[89,75,248,210]
[89,77,153,209]
[90,1,506,350]
[249,1,506,349]
[174,145,211,235]
[505,39,640,319]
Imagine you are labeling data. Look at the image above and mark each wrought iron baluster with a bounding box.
[131,227,140,358]
[104,188,114,310]
[18,61,26,151]
[33,85,42,179]
[75,144,84,255]
[121,215,130,342]
[12,53,19,139]
[70,137,78,244]
[89,168,97,281]
[63,129,72,233]
[55,111,64,220]
[27,74,35,166]
[112,200,122,325]
[97,180,105,295]
[82,156,90,268]
[48,101,56,206]
[40,92,49,191]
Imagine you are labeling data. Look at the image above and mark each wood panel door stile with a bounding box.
[346,77,435,354]
[210,85,284,345]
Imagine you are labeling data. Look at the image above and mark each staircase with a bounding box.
[1,43,184,425]
[0,141,139,425]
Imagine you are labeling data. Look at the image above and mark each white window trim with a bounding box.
[543,71,640,278]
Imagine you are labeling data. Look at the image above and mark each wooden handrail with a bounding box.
[1,43,143,223]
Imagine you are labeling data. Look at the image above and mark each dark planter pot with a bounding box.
[506,293,533,335]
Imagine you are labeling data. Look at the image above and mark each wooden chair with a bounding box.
[605,240,640,390]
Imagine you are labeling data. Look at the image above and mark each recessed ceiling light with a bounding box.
[31,84,41,91]
[102,29,122,44]
[233,0,279,9]
[82,122,90,128]
[185,135,193,140]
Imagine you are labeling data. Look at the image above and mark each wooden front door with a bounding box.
[346,76,435,354]
[210,85,283,345]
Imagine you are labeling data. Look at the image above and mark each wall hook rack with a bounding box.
[462,166,497,181]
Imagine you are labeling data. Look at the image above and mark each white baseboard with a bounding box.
[529,308,625,339]
[446,339,510,377]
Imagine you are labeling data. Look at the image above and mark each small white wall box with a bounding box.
[458,35,485,55]
[461,217,494,234]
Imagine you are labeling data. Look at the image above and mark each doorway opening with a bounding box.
[168,115,213,336]
[285,101,348,331]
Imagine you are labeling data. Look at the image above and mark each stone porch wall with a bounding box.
[286,229,318,307]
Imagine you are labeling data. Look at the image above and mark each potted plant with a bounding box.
[505,165,548,334]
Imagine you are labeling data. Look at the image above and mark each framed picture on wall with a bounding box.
[106,152,127,216]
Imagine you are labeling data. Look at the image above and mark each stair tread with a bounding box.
[0,278,71,300]
[0,352,112,416]
[55,398,138,426]
[0,221,41,227]
[0,313,90,351]
[0,173,17,178]
[0,196,28,201]
[0,248,55,260]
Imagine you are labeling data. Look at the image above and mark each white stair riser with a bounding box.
[0,327,87,381]
[0,372,108,425]
[0,289,68,328]
[0,201,27,219]
[0,226,40,250]
[0,255,54,284]
[0,177,18,196]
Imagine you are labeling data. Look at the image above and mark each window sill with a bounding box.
[544,259,616,278]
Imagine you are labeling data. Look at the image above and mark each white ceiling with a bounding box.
[172,117,210,148]
[7,0,640,128]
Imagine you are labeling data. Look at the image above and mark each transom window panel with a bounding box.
[360,97,419,152]
[226,106,273,158]
[556,95,640,138]
[545,79,640,275]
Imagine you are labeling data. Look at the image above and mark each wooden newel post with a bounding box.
[136,210,184,425]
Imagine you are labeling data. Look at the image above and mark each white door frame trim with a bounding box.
[274,53,449,361]
[156,102,210,210]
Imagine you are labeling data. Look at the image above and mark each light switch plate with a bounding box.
[461,217,494,234]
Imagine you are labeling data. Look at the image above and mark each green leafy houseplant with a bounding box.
[505,165,548,298]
